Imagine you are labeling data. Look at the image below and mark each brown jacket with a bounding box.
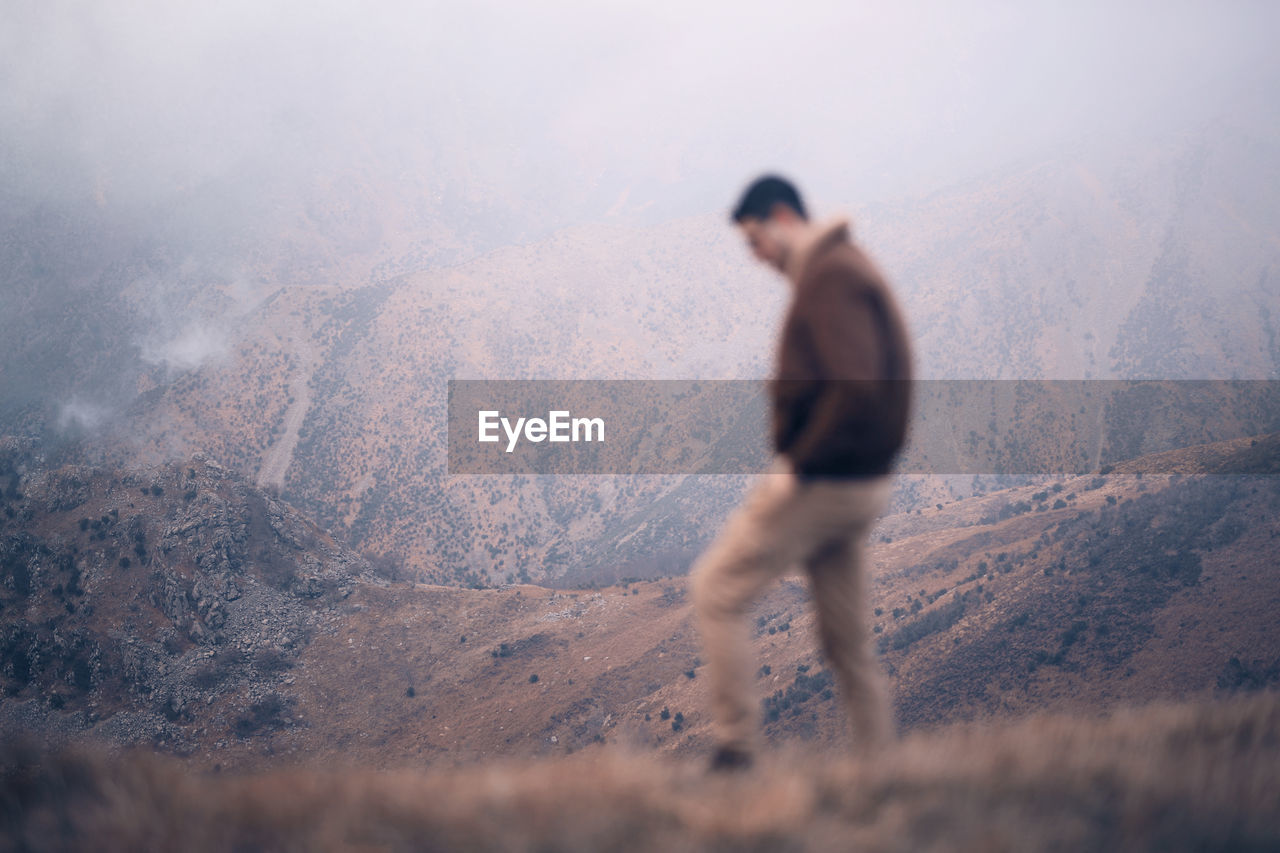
[771,219,912,478]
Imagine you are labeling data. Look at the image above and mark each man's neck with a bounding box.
[784,218,850,285]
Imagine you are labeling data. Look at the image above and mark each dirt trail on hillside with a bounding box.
[256,342,317,491]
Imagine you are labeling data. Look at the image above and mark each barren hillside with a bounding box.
[3,436,1276,773]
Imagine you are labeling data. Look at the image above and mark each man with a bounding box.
[690,175,912,772]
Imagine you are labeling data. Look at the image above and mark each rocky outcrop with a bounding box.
[0,443,372,755]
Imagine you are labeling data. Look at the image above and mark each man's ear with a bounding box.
[768,201,800,225]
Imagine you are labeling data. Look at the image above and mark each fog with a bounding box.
[7,1,1277,220]
[2,0,1278,425]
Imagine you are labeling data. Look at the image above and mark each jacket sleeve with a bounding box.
[780,272,889,476]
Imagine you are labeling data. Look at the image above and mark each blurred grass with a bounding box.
[3,692,1278,852]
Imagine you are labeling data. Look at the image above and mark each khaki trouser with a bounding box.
[690,458,894,754]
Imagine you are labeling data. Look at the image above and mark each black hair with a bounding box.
[730,174,807,223]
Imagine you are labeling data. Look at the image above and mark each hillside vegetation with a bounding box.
[2,437,1276,771]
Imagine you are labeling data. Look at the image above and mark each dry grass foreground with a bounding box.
[3,693,1278,852]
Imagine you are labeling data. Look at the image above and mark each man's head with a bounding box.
[730,175,809,273]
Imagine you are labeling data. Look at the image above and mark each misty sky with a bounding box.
[5,1,1278,232]
[2,1,1279,422]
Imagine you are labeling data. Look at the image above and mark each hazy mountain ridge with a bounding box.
[79,118,1280,588]
[865,119,1280,380]
[4,114,1274,594]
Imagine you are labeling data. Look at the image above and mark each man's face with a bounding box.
[738,217,787,273]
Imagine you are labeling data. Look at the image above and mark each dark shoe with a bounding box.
[708,744,754,773]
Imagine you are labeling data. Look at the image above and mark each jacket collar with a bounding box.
[785,217,851,286]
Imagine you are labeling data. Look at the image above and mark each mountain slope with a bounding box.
[4,436,1274,771]
[0,438,370,758]
[98,119,1280,587]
